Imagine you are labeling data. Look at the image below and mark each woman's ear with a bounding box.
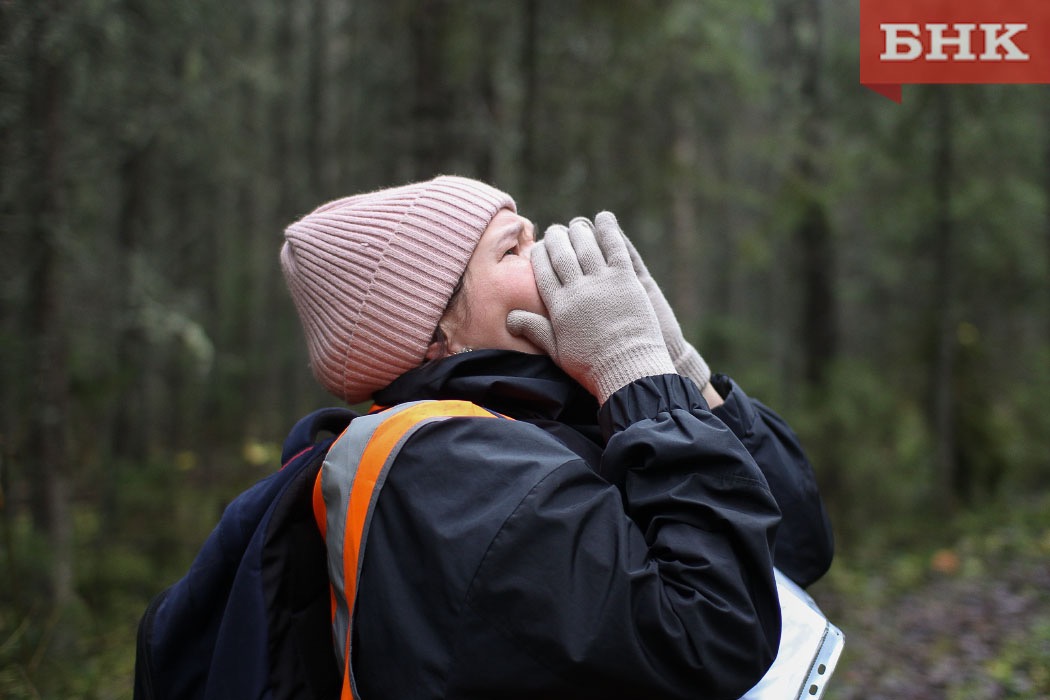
[424,340,446,361]
[425,321,453,361]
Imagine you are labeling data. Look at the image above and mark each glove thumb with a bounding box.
[506,310,558,358]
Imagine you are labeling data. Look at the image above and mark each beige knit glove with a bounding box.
[585,211,712,392]
[507,217,675,404]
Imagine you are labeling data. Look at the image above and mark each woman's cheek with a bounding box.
[517,264,546,315]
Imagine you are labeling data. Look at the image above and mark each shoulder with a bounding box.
[394,407,585,485]
[369,405,600,589]
[341,401,593,514]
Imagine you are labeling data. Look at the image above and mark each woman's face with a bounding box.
[436,208,547,356]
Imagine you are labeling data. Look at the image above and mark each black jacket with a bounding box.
[349,350,833,700]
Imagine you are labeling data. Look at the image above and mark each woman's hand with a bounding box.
[506,217,674,404]
[590,211,713,393]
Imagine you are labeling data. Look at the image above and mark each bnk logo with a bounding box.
[860,0,1050,102]
[881,24,1030,62]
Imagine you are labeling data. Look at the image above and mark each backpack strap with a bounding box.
[281,406,358,465]
[312,400,507,700]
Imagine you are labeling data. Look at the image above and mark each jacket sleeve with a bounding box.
[710,374,834,587]
[454,374,783,700]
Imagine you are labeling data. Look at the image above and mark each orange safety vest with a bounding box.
[310,400,507,700]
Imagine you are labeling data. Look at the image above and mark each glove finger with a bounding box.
[597,211,649,279]
[506,310,557,357]
[591,210,631,269]
[594,210,620,233]
[528,240,563,304]
[540,222,567,241]
[541,224,583,285]
[567,217,608,275]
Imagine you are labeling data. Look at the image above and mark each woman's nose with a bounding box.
[520,237,535,259]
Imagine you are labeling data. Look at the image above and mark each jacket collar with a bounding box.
[372,350,599,424]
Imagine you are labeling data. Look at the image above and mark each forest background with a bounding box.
[2,0,1049,698]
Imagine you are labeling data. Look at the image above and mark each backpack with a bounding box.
[133,407,356,700]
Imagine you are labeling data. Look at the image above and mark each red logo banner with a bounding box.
[860,0,1050,102]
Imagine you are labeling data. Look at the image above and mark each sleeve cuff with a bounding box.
[710,374,759,440]
[598,373,709,439]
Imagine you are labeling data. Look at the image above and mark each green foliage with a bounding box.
[971,616,1050,698]
[1000,348,1050,492]
[0,449,261,698]
[791,358,934,545]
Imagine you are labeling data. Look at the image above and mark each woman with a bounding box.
[281,175,833,700]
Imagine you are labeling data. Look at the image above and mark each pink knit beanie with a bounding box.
[281,175,516,404]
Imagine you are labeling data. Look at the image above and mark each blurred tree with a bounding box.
[111,129,154,464]
[519,0,541,204]
[780,0,837,390]
[757,0,844,520]
[930,88,959,512]
[23,0,74,611]
[408,0,455,179]
[1046,92,1050,344]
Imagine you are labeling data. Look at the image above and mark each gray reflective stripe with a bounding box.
[320,400,450,672]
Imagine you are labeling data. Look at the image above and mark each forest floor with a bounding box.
[817,495,1050,700]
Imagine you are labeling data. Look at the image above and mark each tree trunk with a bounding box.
[670,102,700,332]
[519,0,540,200]
[473,6,497,182]
[409,0,453,178]
[0,2,17,585]
[793,0,837,390]
[799,200,835,386]
[1045,92,1050,344]
[239,4,276,433]
[111,145,151,463]
[270,2,314,422]
[931,88,959,512]
[26,0,74,609]
[306,0,329,199]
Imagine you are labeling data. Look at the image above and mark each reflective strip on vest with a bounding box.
[313,400,505,700]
